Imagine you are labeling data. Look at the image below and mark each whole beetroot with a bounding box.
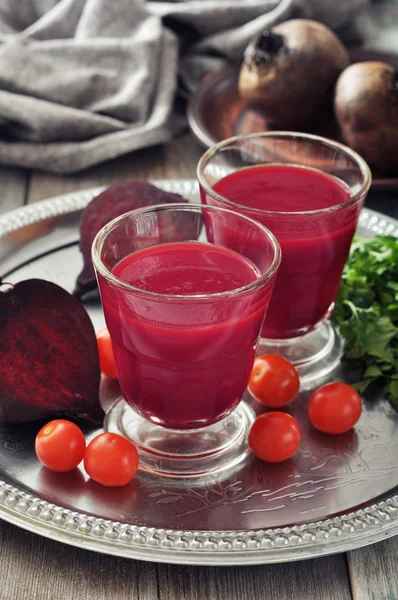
[334,61,398,173]
[239,19,349,129]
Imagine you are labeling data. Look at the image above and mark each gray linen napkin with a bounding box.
[0,0,368,173]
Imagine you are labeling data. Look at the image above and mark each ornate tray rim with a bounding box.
[0,181,397,566]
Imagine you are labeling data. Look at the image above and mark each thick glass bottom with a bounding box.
[258,320,343,387]
[104,399,255,478]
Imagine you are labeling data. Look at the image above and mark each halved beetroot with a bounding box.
[74,180,190,298]
[0,279,103,423]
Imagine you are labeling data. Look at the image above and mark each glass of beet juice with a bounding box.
[198,132,371,383]
[92,203,281,477]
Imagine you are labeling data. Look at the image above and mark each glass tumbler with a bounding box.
[92,203,281,477]
[198,132,371,384]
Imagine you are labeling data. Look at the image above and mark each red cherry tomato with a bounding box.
[35,420,86,472]
[96,328,118,379]
[248,354,300,408]
[248,412,302,463]
[84,433,139,487]
[308,382,362,434]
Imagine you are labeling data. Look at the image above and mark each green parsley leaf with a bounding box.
[331,234,398,408]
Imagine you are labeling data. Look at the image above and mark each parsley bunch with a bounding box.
[332,235,398,407]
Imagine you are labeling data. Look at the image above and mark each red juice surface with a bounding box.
[114,241,258,294]
[99,241,271,429]
[212,164,358,339]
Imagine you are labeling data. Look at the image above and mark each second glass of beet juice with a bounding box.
[198,132,371,383]
[92,203,281,477]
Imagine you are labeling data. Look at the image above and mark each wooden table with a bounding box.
[1,3,398,598]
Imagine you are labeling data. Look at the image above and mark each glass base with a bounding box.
[104,399,255,478]
[258,320,343,387]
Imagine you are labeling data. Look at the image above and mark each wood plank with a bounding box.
[348,536,398,600]
[0,167,29,215]
[27,135,204,204]
[0,520,158,600]
[157,554,352,600]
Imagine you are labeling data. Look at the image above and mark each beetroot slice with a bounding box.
[0,279,103,423]
[74,180,190,299]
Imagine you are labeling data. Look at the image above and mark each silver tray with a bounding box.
[0,180,398,566]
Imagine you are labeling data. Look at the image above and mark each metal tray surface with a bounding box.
[0,180,398,565]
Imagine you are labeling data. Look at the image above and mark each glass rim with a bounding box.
[197,131,372,217]
[91,202,282,300]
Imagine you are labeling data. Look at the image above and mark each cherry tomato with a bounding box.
[308,382,362,434]
[96,328,118,379]
[84,433,139,487]
[35,420,86,472]
[248,412,302,463]
[248,354,300,408]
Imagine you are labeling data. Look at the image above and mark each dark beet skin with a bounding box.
[239,20,349,129]
[74,180,189,298]
[0,279,103,423]
[334,61,398,173]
